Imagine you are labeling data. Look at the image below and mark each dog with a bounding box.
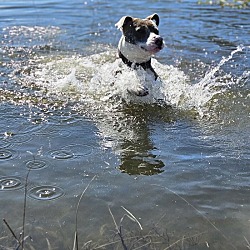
[115,13,164,96]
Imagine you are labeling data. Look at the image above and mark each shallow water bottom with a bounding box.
[1,180,249,250]
[0,101,249,249]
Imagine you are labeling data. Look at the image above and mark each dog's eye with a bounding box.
[135,27,146,34]
[135,26,150,42]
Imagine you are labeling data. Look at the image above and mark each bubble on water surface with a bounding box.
[0,177,24,191]
[28,185,64,200]
[25,159,48,170]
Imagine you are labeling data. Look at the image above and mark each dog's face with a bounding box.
[116,14,164,59]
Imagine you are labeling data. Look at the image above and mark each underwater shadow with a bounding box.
[97,102,176,175]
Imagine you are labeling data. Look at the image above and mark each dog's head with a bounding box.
[116,13,164,63]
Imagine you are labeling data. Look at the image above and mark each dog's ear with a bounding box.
[146,13,160,26]
[115,16,133,31]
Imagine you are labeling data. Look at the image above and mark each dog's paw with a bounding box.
[128,86,149,97]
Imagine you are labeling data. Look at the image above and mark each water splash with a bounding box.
[157,45,248,117]
[199,45,244,89]
[6,45,249,121]
[191,45,249,117]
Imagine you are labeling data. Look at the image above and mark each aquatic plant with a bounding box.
[1,172,205,250]
[2,172,250,249]
[198,0,250,8]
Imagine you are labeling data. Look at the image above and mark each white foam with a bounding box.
[20,46,246,119]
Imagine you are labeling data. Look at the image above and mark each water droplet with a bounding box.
[0,177,24,191]
[25,159,48,170]
[28,186,64,200]
[50,150,74,160]
[0,149,13,160]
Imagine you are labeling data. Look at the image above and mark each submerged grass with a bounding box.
[245,236,250,249]
[1,172,249,249]
[2,163,32,250]
[73,175,97,250]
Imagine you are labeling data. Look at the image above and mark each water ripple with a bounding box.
[25,159,48,170]
[50,150,74,160]
[28,185,64,200]
[0,176,24,191]
[0,149,14,160]
[4,133,32,144]
[0,140,11,149]
[35,125,71,138]
[64,144,93,156]
[48,113,83,126]
[48,144,94,160]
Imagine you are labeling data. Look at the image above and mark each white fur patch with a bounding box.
[115,16,128,31]
[118,36,153,64]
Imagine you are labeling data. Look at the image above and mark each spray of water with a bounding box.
[7,44,248,121]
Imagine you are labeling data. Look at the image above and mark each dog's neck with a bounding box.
[118,36,158,80]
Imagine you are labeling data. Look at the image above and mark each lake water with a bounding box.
[0,0,249,249]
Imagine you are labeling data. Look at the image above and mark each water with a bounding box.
[0,0,249,249]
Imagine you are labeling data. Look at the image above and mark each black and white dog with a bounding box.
[115,13,164,96]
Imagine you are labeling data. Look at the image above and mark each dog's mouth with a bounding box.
[140,44,163,54]
[140,37,164,54]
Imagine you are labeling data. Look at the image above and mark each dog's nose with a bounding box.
[155,37,163,47]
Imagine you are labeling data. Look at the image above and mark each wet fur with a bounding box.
[116,14,164,96]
